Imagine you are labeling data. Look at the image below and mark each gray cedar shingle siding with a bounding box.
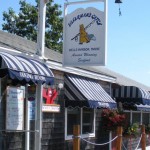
[41,86,65,150]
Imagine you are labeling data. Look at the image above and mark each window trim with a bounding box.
[65,108,96,140]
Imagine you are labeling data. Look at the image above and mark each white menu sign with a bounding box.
[6,87,24,130]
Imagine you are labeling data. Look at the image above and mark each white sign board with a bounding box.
[6,87,24,130]
[63,2,107,66]
[42,104,60,113]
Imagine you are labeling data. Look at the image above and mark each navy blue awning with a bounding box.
[113,86,150,111]
[135,104,150,112]
[0,52,54,85]
[64,74,116,109]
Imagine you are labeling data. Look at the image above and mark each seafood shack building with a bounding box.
[0,31,150,150]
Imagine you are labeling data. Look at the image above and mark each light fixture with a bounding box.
[115,0,122,3]
[115,0,123,16]
[58,83,64,89]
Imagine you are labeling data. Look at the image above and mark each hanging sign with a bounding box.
[6,86,24,130]
[42,104,60,113]
[63,1,107,66]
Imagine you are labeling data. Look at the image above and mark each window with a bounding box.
[67,107,81,135]
[132,112,141,124]
[65,107,95,140]
[125,111,150,125]
[82,108,94,134]
[142,113,150,125]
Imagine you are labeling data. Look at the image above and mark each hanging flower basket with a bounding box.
[123,122,140,138]
[101,109,126,131]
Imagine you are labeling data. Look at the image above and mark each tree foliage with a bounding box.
[2,0,63,53]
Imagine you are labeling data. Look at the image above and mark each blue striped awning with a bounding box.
[0,52,54,85]
[113,86,150,111]
[113,86,150,105]
[135,104,150,112]
[64,74,116,109]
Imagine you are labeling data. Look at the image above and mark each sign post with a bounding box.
[34,0,48,150]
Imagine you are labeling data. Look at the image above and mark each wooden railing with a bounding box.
[73,124,148,150]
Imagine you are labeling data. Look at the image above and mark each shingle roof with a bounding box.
[0,30,150,91]
[90,66,150,90]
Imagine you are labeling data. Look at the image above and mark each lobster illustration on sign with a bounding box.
[71,20,102,44]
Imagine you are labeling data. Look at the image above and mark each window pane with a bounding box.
[82,108,94,134]
[143,113,150,125]
[132,112,140,124]
[67,108,80,135]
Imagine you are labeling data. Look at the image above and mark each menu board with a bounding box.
[6,87,24,130]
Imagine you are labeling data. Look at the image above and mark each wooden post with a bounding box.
[141,124,146,150]
[73,125,80,150]
[116,126,123,150]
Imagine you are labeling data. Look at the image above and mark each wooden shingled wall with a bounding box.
[41,74,65,150]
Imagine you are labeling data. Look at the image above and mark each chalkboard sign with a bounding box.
[6,86,24,130]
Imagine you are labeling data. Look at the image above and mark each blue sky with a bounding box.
[0,0,150,87]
